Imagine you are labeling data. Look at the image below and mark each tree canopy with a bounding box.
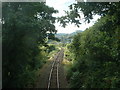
[58,2,120,27]
[2,2,58,88]
[63,2,120,88]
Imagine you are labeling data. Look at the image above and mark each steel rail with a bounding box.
[47,51,61,89]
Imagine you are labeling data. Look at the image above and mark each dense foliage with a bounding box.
[67,19,120,88]
[2,2,58,88]
[62,2,120,88]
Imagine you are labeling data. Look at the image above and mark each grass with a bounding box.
[62,59,72,77]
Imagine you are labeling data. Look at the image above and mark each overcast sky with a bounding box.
[46,0,100,33]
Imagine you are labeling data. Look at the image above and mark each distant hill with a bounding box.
[56,30,83,36]
[56,33,66,35]
[70,30,83,36]
[55,30,83,43]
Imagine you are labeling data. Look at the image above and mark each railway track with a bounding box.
[47,49,64,89]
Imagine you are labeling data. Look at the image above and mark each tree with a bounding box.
[62,2,120,88]
[58,2,120,26]
[2,2,58,88]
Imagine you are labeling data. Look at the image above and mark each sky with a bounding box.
[46,0,100,34]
